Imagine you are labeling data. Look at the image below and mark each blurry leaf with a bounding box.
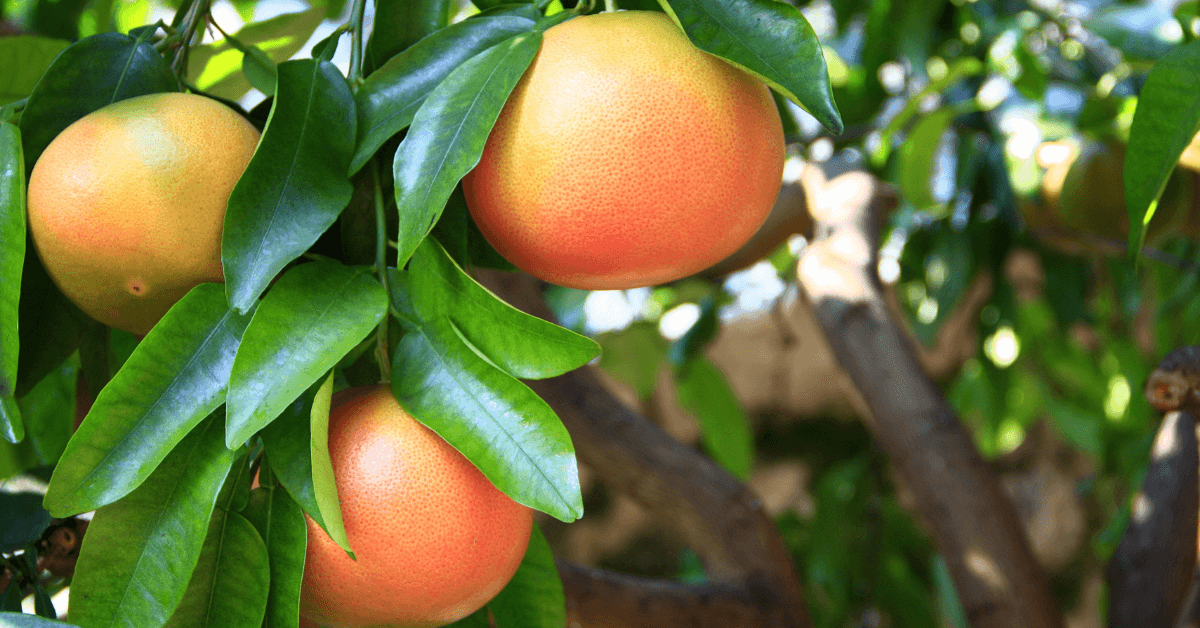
[407,239,598,379]
[1044,395,1104,457]
[659,0,842,133]
[0,612,81,626]
[392,31,541,269]
[307,371,352,556]
[0,37,69,104]
[673,357,753,479]
[597,322,668,400]
[190,8,326,101]
[0,492,50,552]
[365,0,451,73]
[19,32,177,169]
[30,0,90,40]
[873,58,982,166]
[44,285,253,518]
[1088,6,1179,60]
[0,122,23,443]
[874,550,936,628]
[223,59,356,313]
[243,484,307,628]
[898,107,957,214]
[443,609,489,628]
[164,505,269,628]
[487,524,564,628]
[227,263,385,448]
[352,15,536,174]
[667,297,718,366]
[0,581,20,612]
[68,414,238,628]
[31,586,54,620]
[392,317,582,522]
[933,555,969,628]
[1125,40,1200,258]
[242,47,277,97]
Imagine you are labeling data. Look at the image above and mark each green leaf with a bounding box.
[365,0,451,73]
[487,524,564,628]
[226,263,386,448]
[443,609,490,628]
[430,186,517,272]
[897,107,957,214]
[11,356,77,469]
[1125,40,1200,258]
[15,250,90,400]
[164,511,269,628]
[666,297,719,366]
[189,8,326,101]
[1043,395,1104,458]
[68,414,238,628]
[351,15,537,174]
[18,32,177,169]
[44,285,253,517]
[0,122,24,444]
[31,586,54,620]
[673,357,753,479]
[0,580,20,612]
[0,492,50,552]
[392,317,582,522]
[307,371,352,556]
[0,612,82,627]
[242,47,278,97]
[222,59,356,313]
[259,379,332,539]
[243,485,307,628]
[596,322,668,400]
[658,0,842,134]
[0,36,69,106]
[392,31,542,269]
[408,240,598,379]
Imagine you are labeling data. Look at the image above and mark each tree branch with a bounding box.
[475,269,810,628]
[792,167,1064,628]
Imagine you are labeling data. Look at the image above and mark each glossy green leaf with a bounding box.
[242,47,278,97]
[430,186,517,272]
[189,8,326,101]
[351,15,537,174]
[222,60,356,313]
[898,107,957,213]
[308,371,352,556]
[164,511,268,628]
[365,0,451,73]
[0,613,81,627]
[44,285,253,517]
[68,415,238,628]
[674,357,753,479]
[392,31,542,269]
[243,485,307,628]
[658,0,842,134]
[18,32,177,169]
[408,240,598,379]
[392,317,582,522]
[227,263,386,448]
[259,379,331,537]
[0,37,69,107]
[476,4,543,20]
[1125,40,1200,257]
[0,123,24,444]
[487,524,564,628]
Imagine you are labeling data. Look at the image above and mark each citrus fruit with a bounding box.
[462,10,785,289]
[26,92,259,335]
[300,385,533,628]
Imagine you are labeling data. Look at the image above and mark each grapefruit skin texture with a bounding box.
[462,11,785,289]
[26,92,259,335]
[300,385,533,628]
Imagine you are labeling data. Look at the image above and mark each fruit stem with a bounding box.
[372,159,393,384]
[348,0,369,84]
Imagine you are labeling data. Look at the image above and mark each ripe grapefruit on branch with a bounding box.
[300,385,532,628]
[463,11,785,289]
[26,92,259,335]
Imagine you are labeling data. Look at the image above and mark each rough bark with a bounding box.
[476,269,811,628]
[792,167,1064,628]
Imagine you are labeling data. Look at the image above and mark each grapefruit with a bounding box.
[300,385,533,628]
[26,92,259,335]
[462,11,785,289]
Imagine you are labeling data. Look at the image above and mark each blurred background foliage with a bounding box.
[3,0,1199,625]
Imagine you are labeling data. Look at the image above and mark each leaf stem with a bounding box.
[348,0,369,84]
[167,0,212,83]
[372,160,393,383]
